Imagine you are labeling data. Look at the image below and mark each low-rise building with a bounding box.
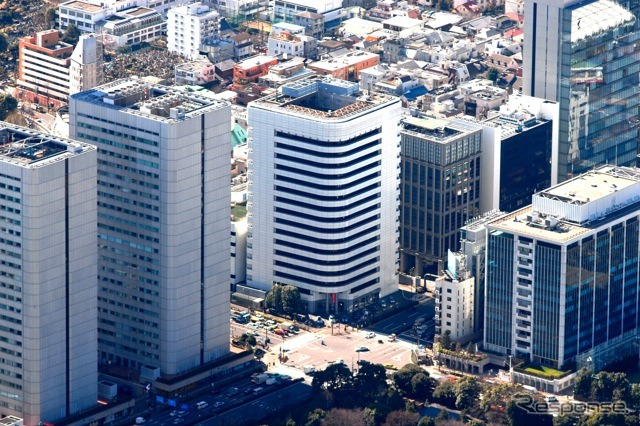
[98,6,166,50]
[233,55,279,83]
[308,50,379,80]
[294,11,324,38]
[174,60,217,85]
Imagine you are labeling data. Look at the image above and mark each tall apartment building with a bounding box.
[168,3,220,60]
[0,124,97,425]
[18,30,104,108]
[479,94,559,213]
[434,259,475,342]
[484,166,640,370]
[523,0,640,182]
[399,116,482,276]
[69,78,231,376]
[247,76,401,313]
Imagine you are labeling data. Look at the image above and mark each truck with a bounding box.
[303,365,316,375]
[252,373,269,384]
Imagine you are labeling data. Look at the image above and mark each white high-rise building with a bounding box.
[168,2,220,60]
[247,76,401,313]
[69,77,231,377]
[69,33,104,96]
[0,123,98,425]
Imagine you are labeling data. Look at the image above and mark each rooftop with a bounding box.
[309,50,379,71]
[62,0,104,13]
[252,75,397,120]
[71,77,228,123]
[0,124,95,167]
[489,166,640,241]
[401,116,480,142]
[570,0,635,43]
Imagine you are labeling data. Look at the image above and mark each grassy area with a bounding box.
[231,203,247,221]
[516,364,571,380]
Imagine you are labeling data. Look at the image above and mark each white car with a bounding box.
[365,332,376,339]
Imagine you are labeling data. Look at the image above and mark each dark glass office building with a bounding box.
[400,117,482,275]
[523,0,640,182]
[484,166,640,370]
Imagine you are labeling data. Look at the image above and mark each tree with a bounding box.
[486,67,500,83]
[411,373,436,401]
[454,376,481,410]
[506,398,553,426]
[574,368,593,399]
[353,362,388,404]
[383,410,419,426]
[45,8,57,27]
[265,284,283,314]
[238,332,256,347]
[322,408,366,426]
[306,409,326,426]
[433,381,457,408]
[312,363,354,401]
[62,24,81,45]
[417,417,436,426]
[591,371,629,402]
[281,285,303,317]
[0,33,7,53]
[0,95,18,121]
[435,409,450,423]
[393,364,425,396]
[438,331,452,350]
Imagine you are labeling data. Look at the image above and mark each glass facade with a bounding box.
[400,121,482,272]
[562,0,640,179]
[499,120,553,212]
[484,230,514,353]
[486,214,640,368]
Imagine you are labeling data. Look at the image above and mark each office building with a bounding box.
[168,3,220,60]
[484,166,640,370]
[479,94,559,213]
[97,6,166,50]
[69,77,231,376]
[0,123,97,425]
[399,116,483,276]
[19,30,104,108]
[17,30,74,108]
[523,0,640,181]
[246,76,401,313]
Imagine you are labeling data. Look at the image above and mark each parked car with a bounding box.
[366,332,376,339]
[355,346,369,352]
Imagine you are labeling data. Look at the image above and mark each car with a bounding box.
[383,363,398,370]
[173,419,184,424]
[266,320,276,326]
[214,401,225,408]
[381,301,387,308]
[328,315,336,324]
[355,346,369,352]
[365,332,376,339]
[170,410,178,416]
[547,396,559,403]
